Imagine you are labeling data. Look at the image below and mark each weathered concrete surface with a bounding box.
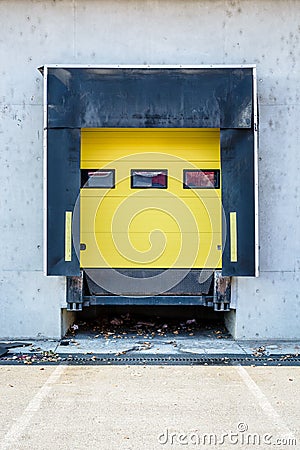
[0,271,65,339]
[4,331,300,359]
[0,0,299,338]
[0,365,299,449]
[227,272,300,340]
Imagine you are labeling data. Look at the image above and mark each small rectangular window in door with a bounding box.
[183,170,220,189]
[131,170,168,188]
[81,169,115,188]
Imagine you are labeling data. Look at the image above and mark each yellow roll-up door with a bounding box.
[80,128,222,269]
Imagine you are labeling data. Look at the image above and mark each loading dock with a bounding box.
[43,65,258,312]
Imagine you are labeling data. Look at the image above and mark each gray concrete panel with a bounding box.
[234,271,300,340]
[0,0,75,105]
[0,104,43,271]
[0,271,65,339]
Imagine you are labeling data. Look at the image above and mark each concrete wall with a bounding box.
[0,0,299,339]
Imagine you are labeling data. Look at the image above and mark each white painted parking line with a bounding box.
[236,366,296,439]
[0,364,67,450]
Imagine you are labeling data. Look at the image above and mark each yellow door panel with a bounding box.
[80,232,222,269]
[80,196,221,234]
[81,160,220,173]
[80,183,221,199]
[81,128,220,164]
[80,128,221,269]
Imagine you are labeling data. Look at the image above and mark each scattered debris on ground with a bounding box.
[1,350,61,364]
[67,313,228,342]
[1,316,300,366]
[115,342,153,356]
[252,345,266,357]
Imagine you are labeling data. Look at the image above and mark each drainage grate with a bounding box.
[2,353,299,366]
[65,354,300,366]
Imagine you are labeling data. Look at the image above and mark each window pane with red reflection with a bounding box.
[183,170,219,189]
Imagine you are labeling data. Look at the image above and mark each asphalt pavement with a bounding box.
[0,364,299,449]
